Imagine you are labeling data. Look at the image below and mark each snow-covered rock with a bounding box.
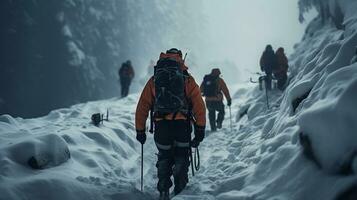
[5,133,70,169]
[0,96,153,200]
[1,1,357,200]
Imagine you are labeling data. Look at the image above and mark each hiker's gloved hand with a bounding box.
[191,138,200,148]
[227,99,232,107]
[191,125,205,148]
[136,130,146,144]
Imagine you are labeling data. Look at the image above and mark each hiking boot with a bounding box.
[173,156,189,195]
[159,191,170,200]
[217,122,222,129]
[173,172,188,195]
[174,180,188,195]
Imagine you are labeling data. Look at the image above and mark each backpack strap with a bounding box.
[184,74,193,122]
[171,74,189,121]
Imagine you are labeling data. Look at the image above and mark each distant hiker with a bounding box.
[135,48,206,199]
[118,60,135,97]
[260,45,277,90]
[351,47,357,64]
[274,47,289,90]
[200,68,231,132]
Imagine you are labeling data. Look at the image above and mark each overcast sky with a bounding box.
[198,0,316,82]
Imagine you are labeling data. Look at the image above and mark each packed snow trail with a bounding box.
[3,0,357,197]
[0,85,282,200]
[0,88,231,200]
[1,75,357,200]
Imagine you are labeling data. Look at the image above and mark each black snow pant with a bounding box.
[120,77,132,97]
[276,74,287,90]
[206,101,225,131]
[154,120,192,193]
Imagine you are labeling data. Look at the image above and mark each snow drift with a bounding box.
[0,96,154,200]
[1,0,357,199]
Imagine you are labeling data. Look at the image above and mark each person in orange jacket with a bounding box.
[200,68,231,131]
[135,48,206,198]
[274,47,289,90]
[118,60,135,97]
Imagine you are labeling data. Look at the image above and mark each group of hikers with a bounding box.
[119,46,291,199]
[118,44,290,100]
[133,48,233,199]
[120,45,357,199]
[259,45,289,90]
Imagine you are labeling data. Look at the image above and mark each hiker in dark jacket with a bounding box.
[200,68,231,132]
[274,47,289,90]
[118,60,135,97]
[135,48,206,199]
[260,45,276,90]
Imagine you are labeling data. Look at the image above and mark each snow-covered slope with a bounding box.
[0,96,152,200]
[1,0,357,200]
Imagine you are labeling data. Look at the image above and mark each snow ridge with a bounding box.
[1,1,357,200]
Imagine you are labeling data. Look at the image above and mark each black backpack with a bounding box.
[119,63,131,77]
[153,57,188,117]
[263,50,277,72]
[202,75,219,97]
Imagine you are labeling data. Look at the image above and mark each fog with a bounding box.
[151,0,316,85]
[0,0,316,118]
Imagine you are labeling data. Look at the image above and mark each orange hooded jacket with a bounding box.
[274,48,288,76]
[135,53,206,132]
[200,69,231,102]
[119,63,135,79]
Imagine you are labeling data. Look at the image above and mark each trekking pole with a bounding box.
[265,85,270,109]
[229,106,233,132]
[189,147,195,176]
[141,144,144,192]
[262,75,270,109]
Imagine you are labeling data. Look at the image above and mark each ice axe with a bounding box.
[183,52,188,63]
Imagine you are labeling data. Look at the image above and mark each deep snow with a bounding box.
[2,0,357,199]
[0,78,356,200]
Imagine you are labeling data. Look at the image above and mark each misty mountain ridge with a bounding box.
[1,0,357,199]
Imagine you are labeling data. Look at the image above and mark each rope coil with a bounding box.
[190,147,200,176]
